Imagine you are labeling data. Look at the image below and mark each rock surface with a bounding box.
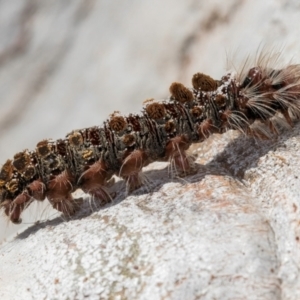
[1,125,300,299]
[1,0,300,299]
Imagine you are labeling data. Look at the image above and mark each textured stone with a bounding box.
[0,147,280,299]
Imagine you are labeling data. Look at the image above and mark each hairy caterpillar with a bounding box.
[1,50,300,224]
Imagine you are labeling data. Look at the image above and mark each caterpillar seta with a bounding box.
[1,49,300,224]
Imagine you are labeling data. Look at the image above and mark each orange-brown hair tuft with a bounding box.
[192,73,219,91]
[145,102,166,119]
[169,82,194,103]
[109,115,127,132]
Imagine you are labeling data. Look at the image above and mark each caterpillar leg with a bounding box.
[281,109,294,127]
[28,179,46,201]
[264,119,279,135]
[119,150,149,193]
[165,135,195,177]
[246,125,272,140]
[50,195,83,217]
[46,170,80,217]
[198,119,219,141]
[3,192,32,224]
[78,160,114,205]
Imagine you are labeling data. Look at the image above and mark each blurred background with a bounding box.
[1,0,300,242]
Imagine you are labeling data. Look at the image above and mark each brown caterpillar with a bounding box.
[1,50,300,224]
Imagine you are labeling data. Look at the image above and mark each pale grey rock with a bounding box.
[1,0,300,299]
[2,124,300,299]
[0,151,280,300]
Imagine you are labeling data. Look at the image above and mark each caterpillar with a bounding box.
[1,49,300,224]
